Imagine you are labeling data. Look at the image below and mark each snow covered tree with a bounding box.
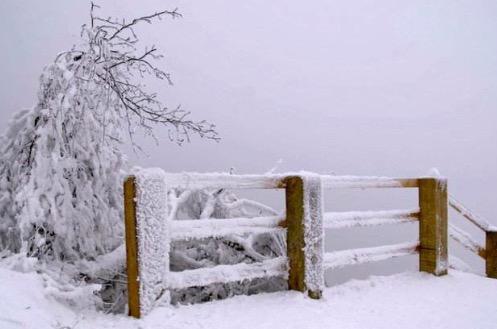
[0,4,218,262]
[0,3,284,312]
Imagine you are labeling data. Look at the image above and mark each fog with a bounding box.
[1,0,496,281]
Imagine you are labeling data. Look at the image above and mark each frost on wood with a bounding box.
[324,209,419,229]
[135,168,170,315]
[170,216,284,241]
[323,241,419,270]
[449,196,493,232]
[169,257,288,290]
[448,224,485,257]
[302,175,324,294]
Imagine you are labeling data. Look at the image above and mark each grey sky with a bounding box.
[1,0,496,279]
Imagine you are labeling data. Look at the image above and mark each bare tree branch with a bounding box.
[54,3,218,147]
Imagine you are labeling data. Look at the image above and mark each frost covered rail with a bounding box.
[170,216,285,241]
[163,172,420,190]
[324,209,419,230]
[123,169,459,318]
[321,176,419,189]
[168,257,288,290]
[322,177,448,279]
[448,195,497,277]
[323,242,419,270]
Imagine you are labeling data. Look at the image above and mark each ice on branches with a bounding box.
[66,3,219,145]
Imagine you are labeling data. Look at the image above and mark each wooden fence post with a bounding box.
[124,176,141,318]
[485,231,497,278]
[284,176,323,299]
[418,178,448,276]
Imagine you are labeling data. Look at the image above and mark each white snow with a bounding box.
[2,266,497,329]
[302,174,324,294]
[134,168,170,315]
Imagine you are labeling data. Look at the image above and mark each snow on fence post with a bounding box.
[284,175,324,299]
[124,176,140,318]
[485,230,497,278]
[418,178,448,276]
[124,169,170,318]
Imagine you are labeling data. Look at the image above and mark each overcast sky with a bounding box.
[1,0,496,278]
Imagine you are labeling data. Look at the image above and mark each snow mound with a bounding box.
[2,267,497,329]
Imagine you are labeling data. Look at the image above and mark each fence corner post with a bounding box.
[418,177,448,276]
[284,175,324,299]
[485,230,497,278]
[124,175,141,318]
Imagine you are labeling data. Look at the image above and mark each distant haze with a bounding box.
[1,0,496,280]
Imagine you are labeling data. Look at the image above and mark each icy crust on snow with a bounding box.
[135,168,170,315]
[302,174,324,293]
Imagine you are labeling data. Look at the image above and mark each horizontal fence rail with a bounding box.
[324,242,420,270]
[449,196,494,232]
[447,194,497,278]
[168,257,288,290]
[324,209,419,229]
[448,223,485,259]
[162,173,421,190]
[321,177,419,189]
[170,216,285,241]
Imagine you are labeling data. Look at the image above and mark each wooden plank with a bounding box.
[124,176,141,318]
[323,241,419,269]
[485,231,497,278]
[418,178,448,276]
[284,176,323,299]
[285,176,306,294]
[321,177,419,189]
[168,257,288,290]
[449,224,485,259]
[323,209,419,229]
[162,173,420,190]
[449,195,491,232]
[163,173,284,189]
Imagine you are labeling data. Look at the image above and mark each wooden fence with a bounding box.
[123,170,492,318]
[448,195,497,277]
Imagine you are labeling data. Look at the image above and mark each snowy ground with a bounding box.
[2,266,497,329]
